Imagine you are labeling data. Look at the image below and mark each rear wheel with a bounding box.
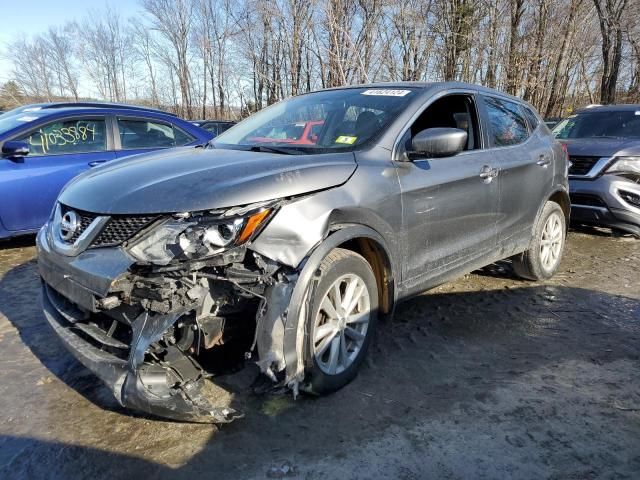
[512,201,566,280]
[304,248,378,394]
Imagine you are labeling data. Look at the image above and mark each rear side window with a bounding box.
[118,119,195,149]
[522,106,540,131]
[19,118,107,156]
[173,127,195,145]
[218,123,233,134]
[483,96,530,147]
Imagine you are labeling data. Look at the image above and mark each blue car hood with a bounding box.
[59,147,357,214]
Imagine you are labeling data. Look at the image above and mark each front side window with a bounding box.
[397,93,482,158]
[552,111,640,139]
[214,87,419,154]
[118,119,195,149]
[484,96,530,147]
[18,118,107,156]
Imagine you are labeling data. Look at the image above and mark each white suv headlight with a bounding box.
[605,157,640,175]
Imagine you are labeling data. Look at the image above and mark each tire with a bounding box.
[304,248,378,395]
[512,201,566,280]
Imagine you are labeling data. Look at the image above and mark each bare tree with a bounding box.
[142,0,196,117]
[593,0,628,103]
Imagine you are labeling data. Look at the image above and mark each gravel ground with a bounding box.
[0,229,638,480]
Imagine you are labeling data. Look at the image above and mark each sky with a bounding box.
[0,0,140,83]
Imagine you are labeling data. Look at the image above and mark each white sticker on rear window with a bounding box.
[635,111,640,116]
[362,89,411,97]
[16,116,39,122]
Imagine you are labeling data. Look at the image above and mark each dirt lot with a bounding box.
[0,229,638,479]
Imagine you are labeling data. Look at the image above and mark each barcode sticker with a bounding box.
[362,89,411,97]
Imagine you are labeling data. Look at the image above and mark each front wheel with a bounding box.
[512,201,566,280]
[304,248,378,394]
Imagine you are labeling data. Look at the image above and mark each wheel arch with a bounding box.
[282,223,397,386]
[329,229,396,317]
[533,186,570,234]
[548,188,571,222]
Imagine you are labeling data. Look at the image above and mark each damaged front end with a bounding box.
[38,201,301,424]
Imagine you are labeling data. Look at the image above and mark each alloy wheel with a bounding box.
[539,212,563,271]
[313,273,371,375]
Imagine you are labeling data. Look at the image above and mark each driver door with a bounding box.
[395,93,500,290]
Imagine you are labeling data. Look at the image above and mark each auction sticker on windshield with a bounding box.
[362,89,411,97]
[335,135,357,144]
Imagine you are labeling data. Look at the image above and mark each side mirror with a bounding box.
[410,128,467,158]
[2,140,30,160]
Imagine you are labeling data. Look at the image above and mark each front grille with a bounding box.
[570,193,606,207]
[61,204,159,248]
[68,211,98,243]
[619,189,640,208]
[569,156,600,176]
[93,216,158,247]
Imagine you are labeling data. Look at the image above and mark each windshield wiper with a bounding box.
[248,145,299,155]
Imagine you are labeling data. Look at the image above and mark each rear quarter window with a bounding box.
[522,106,541,131]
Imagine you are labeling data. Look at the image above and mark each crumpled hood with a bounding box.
[561,138,640,158]
[59,147,357,214]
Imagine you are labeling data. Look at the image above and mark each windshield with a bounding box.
[0,112,43,135]
[214,87,419,153]
[553,110,640,139]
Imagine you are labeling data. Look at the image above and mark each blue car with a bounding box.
[0,103,213,239]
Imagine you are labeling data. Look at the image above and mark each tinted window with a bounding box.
[118,119,194,149]
[19,118,107,156]
[484,96,530,147]
[552,110,640,139]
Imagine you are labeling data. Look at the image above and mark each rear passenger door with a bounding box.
[115,116,197,159]
[480,96,553,249]
[0,116,114,232]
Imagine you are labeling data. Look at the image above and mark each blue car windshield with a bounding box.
[214,87,419,153]
[553,110,640,139]
[0,112,43,135]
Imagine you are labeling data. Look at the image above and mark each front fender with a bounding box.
[279,224,396,387]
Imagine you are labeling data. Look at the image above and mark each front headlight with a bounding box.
[605,157,640,175]
[127,206,274,265]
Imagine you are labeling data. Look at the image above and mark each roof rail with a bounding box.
[17,102,177,116]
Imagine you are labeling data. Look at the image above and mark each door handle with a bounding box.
[479,165,498,183]
[88,160,107,167]
[536,155,551,167]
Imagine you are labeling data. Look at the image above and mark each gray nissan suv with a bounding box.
[37,83,569,423]
[553,105,640,236]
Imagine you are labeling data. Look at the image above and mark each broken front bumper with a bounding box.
[37,227,241,423]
